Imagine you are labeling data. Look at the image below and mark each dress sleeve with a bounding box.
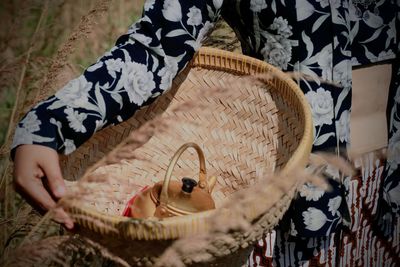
[11,0,223,155]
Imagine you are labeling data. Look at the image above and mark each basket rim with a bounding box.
[64,47,313,240]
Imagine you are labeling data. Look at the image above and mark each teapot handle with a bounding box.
[159,143,214,210]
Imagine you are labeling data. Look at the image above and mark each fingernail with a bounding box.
[65,222,74,230]
[55,186,66,197]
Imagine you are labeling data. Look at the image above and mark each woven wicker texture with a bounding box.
[62,47,313,266]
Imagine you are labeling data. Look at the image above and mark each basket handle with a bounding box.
[159,143,211,209]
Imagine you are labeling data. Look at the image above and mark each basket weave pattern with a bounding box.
[62,47,312,266]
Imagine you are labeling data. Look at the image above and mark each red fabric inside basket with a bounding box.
[122,186,150,217]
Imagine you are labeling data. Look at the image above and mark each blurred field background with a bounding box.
[0,0,239,261]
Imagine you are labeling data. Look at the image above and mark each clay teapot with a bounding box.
[129,143,217,219]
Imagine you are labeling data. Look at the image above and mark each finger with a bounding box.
[18,176,57,211]
[38,153,66,199]
[52,207,74,230]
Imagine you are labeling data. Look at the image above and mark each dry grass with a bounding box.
[0,0,144,257]
[0,1,343,266]
[0,0,242,264]
[2,147,351,266]
[1,66,353,265]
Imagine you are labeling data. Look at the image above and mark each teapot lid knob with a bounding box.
[181,177,197,193]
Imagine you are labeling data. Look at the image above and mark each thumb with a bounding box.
[39,152,66,199]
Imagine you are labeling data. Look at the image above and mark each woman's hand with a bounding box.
[13,144,74,229]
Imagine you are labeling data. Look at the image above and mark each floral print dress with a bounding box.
[12,0,400,265]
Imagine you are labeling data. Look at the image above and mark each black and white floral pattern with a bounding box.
[260,17,297,70]
[13,0,222,153]
[12,0,399,252]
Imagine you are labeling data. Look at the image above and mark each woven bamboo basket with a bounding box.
[62,47,313,266]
